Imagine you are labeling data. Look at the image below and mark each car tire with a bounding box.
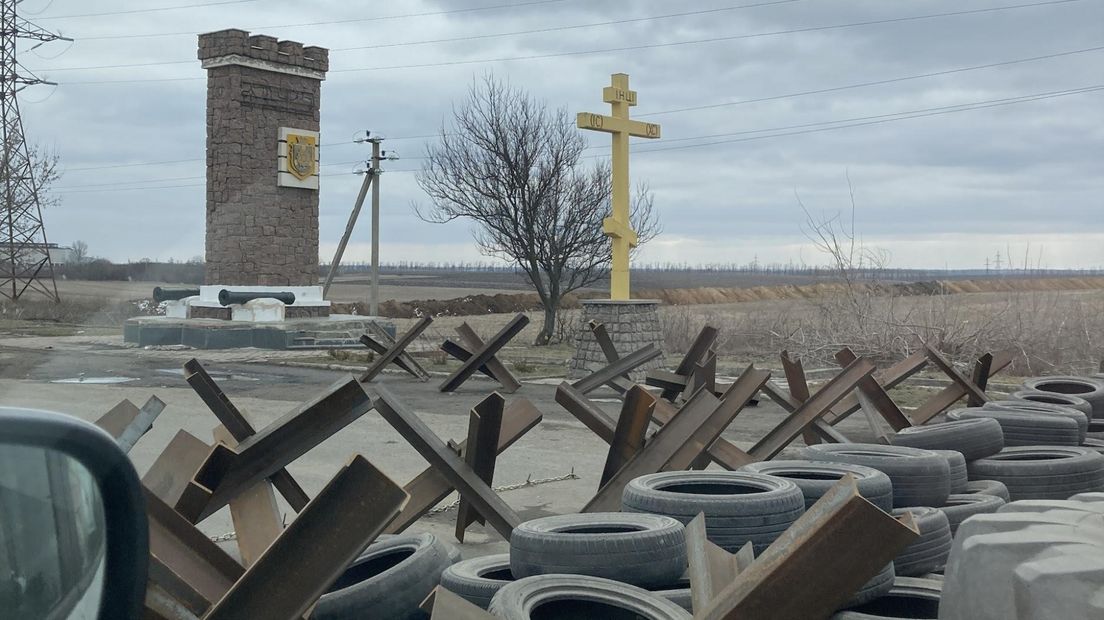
[739,460,893,512]
[831,577,942,619]
[1022,375,1104,419]
[1009,389,1093,418]
[800,444,951,508]
[966,446,1104,501]
[933,450,968,493]
[889,508,952,577]
[889,418,1004,461]
[946,407,1080,447]
[488,575,692,619]
[621,471,805,554]
[509,513,686,588]
[938,493,1005,534]
[648,578,692,613]
[960,479,1011,502]
[440,554,514,609]
[839,563,896,610]
[983,400,1088,444]
[313,532,456,620]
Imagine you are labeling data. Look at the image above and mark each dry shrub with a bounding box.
[659,289,1104,377]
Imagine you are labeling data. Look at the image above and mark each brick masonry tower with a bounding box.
[198,29,328,285]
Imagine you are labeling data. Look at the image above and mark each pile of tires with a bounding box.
[946,406,1082,447]
[442,512,693,616]
[832,576,943,619]
[1021,375,1104,419]
[315,533,458,620]
[799,443,952,508]
[965,445,1104,501]
[621,471,805,554]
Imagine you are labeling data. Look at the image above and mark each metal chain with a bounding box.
[208,468,580,542]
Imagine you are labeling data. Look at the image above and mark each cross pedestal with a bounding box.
[569,299,665,381]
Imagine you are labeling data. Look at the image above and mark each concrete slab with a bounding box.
[940,532,1102,620]
[1013,548,1104,619]
[124,314,395,349]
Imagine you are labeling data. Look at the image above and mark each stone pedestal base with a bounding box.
[569,299,665,380]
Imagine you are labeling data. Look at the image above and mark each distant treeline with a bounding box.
[323,260,1104,279]
[54,257,1104,284]
[57,259,205,284]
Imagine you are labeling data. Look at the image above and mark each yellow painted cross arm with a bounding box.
[576,112,661,139]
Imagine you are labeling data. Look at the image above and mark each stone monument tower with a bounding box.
[198,29,328,285]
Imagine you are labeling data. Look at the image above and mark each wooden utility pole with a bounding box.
[370,138,381,316]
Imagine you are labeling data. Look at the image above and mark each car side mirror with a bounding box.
[0,407,149,619]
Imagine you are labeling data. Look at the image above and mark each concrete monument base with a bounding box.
[568,299,665,380]
[123,314,393,350]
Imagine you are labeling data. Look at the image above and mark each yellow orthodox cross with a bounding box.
[577,73,661,301]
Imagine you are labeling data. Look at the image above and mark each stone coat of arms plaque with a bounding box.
[277,127,320,189]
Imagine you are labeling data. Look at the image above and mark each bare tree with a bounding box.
[416,75,659,345]
[70,240,89,264]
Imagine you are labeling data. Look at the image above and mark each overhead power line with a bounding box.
[34,0,806,71]
[629,84,1104,155]
[77,0,577,41]
[58,0,1089,84]
[34,0,260,20]
[54,84,1104,189]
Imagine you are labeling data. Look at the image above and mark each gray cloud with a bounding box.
[19,0,1104,269]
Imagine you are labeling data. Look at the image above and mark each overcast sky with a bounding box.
[19,0,1104,269]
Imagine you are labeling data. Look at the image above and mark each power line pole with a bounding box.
[321,132,396,310]
[0,0,69,301]
[369,137,382,316]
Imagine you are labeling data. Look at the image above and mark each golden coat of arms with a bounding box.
[286,134,317,181]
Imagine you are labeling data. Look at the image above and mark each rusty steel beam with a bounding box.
[836,348,912,432]
[374,386,522,539]
[456,322,522,393]
[969,352,994,407]
[686,513,742,615]
[589,320,630,379]
[571,343,660,395]
[780,350,818,446]
[759,382,851,444]
[650,396,755,469]
[684,351,718,401]
[585,367,768,512]
[143,430,212,508]
[384,398,542,535]
[440,313,529,392]
[924,345,990,405]
[204,456,408,620]
[360,333,421,378]
[146,557,210,618]
[441,339,499,381]
[555,382,618,443]
[94,398,140,439]
[213,426,283,569]
[600,385,656,487]
[660,325,719,401]
[911,350,1014,424]
[183,359,310,513]
[360,316,433,382]
[455,394,504,542]
[177,376,373,522]
[146,488,243,612]
[96,396,165,453]
[697,476,919,620]
[582,389,720,512]
[749,359,874,461]
[826,350,930,424]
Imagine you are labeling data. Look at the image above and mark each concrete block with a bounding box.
[231,298,286,322]
[1013,547,1104,619]
[939,529,1103,620]
[181,326,254,349]
[1069,492,1104,502]
[944,511,1104,590]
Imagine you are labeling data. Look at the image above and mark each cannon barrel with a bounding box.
[217,289,296,306]
[152,287,200,303]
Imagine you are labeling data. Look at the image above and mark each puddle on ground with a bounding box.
[51,377,137,385]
